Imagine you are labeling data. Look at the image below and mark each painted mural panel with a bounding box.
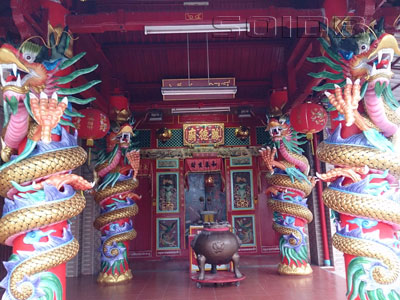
[231,170,254,210]
[157,172,179,213]
[156,159,179,169]
[156,218,180,249]
[230,156,252,167]
[233,215,256,247]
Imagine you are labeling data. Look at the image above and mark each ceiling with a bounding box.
[66,0,326,114]
[0,0,326,116]
[3,0,400,117]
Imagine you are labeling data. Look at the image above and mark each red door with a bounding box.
[129,176,152,258]
[258,174,280,254]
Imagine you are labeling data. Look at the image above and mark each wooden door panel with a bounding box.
[129,177,152,256]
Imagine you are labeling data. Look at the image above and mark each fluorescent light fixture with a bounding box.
[183,1,209,6]
[161,86,237,96]
[145,23,249,35]
[171,107,230,114]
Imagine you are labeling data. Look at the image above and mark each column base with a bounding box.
[277,263,313,275]
[97,269,133,284]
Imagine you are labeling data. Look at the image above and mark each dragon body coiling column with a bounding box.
[0,28,99,299]
[93,111,141,284]
[260,116,314,275]
[309,18,400,299]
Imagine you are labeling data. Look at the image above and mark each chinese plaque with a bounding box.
[183,123,224,146]
[162,78,235,101]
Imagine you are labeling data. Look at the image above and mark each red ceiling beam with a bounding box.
[11,0,45,39]
[73,34,111,112]
[102,39,289,50]
[75,34,112,71]
[66,7,325,34]
[373,6,400,33]
[285,38,323,112]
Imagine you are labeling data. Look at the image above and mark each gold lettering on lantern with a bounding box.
[100,115,108,132]
[87,117,94,130]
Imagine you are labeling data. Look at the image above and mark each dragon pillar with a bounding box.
[309,18,400,299]
[0,28,99,299]
[93,101,141,284]
[260,116,314,275]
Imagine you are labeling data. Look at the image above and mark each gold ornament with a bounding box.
[156,128,172,143]
[97,269,133,284]
[234,126,249,140]
[277,263,313,276]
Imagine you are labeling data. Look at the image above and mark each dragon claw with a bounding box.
[40,91,48,99]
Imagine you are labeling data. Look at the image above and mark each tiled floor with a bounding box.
[66,255,347,300]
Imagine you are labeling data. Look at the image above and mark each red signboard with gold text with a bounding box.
[183,123,224,146]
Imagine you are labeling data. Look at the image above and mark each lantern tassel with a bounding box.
[88,147,92,165]
[306,133,314,155]
[86,138,94,166]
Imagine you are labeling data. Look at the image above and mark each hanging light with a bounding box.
[204,174,214,187]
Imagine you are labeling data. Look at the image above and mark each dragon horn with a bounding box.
[320,22,340,51]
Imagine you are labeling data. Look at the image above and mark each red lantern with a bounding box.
[73,108,110,163]
[269,89,288,116]
[289,103,327,138]
[72,108,110,146]
[109,89,130,123]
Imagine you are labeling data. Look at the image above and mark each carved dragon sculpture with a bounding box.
[93,115,141,284]
[309,18,400,299]
[259,116,314,275]
[0,27,99,299]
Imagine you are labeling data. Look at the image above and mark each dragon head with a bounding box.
[0,42,47,102]
[266,116,291,142]
[115,124,135,149]
[322,18,400,83]
[108,118,136,150]
[348,33,400,82]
